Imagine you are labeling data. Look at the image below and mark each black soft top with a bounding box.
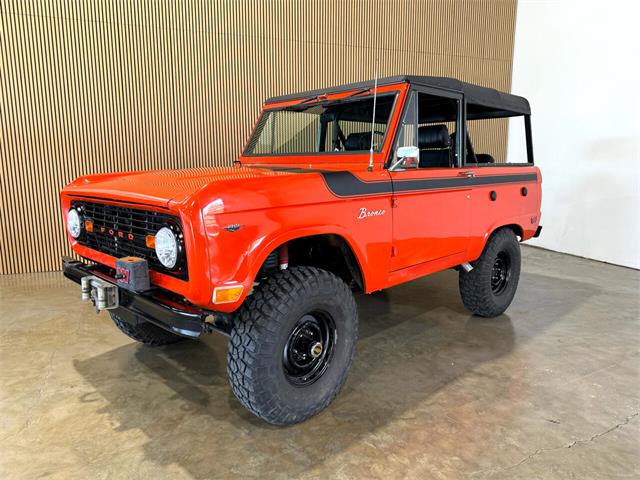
[266,75,530,118]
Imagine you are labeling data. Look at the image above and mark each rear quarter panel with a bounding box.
[467,165,542,261]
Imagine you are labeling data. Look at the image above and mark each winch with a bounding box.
[80,275,119,311]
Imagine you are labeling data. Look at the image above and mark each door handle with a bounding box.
[459,171,475,178]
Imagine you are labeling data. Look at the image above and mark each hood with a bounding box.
[62,166,300,207]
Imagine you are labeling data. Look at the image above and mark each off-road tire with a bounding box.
[109,312,184,346]
[227,266,358,425]
[459,228,521,317]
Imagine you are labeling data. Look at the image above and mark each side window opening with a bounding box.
[464,104,531,165]
[394,91,460,169]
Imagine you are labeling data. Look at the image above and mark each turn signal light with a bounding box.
[145,234,156,248]
[213,285,244,304]
[84,220,94,232]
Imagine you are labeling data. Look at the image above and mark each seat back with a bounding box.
[476,153,495,164]
[418,125,451,168]
[344,132,371,151]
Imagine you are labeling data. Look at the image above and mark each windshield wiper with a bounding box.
[297,94,329,106]
[297,88,371,106]
[345,88,371,98]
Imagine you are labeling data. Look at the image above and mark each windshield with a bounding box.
[244,94,396,156]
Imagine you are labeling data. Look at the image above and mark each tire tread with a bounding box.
[459,228,521,318]
[227,266,357,425]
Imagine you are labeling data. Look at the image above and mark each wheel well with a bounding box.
[496,224,524,241]
[257,235,364,291]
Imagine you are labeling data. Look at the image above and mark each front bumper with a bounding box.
[62,257,231,338]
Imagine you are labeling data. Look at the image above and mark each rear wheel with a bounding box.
[459,228,521,317]
[227,266,358,425]
[109,312,184,346]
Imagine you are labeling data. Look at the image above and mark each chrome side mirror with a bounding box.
[389,145,419,171]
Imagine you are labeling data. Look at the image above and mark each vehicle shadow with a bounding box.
[73,268,598,478]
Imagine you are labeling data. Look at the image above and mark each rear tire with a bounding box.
[459,228,521,317]
[227,266,358,425]
[109,312,184,346]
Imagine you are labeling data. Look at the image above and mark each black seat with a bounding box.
[418,125,451,168]
[344,132,371,151]
[449,131,495,164]
[476,153,495,164]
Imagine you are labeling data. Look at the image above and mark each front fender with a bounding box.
[202,202,392,312]
[246,224,369,286]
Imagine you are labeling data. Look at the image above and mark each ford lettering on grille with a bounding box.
[70,200,187,279]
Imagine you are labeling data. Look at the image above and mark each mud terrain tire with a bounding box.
[227,266,358,425]
[459,228,521,317]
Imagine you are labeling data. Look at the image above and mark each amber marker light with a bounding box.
[84,220,94,232]
[213,285,244,304]
[145,234,156,249]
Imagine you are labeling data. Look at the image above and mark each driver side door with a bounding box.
[388,88,471,271]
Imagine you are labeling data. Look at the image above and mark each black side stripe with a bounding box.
[249,166,537,198]
[320,171,538,198]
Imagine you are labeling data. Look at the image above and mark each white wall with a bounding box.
[509,0,640,269]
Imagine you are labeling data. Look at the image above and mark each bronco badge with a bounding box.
[358,207,386,219]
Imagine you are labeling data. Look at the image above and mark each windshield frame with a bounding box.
[242,92,400,158]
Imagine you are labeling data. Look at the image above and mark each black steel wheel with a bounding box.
[490,251,511,295]
[283,313,336,386]
[227,266,358,425]
[459,228,521,317]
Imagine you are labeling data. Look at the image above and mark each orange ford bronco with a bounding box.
[61,76,542,425]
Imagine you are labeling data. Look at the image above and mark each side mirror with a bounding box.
[390,145,419,171]
[396,146,419,159]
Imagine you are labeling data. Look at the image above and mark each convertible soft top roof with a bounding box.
[266,75,530,118]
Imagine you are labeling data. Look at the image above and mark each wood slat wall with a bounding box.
[0,0,517,274]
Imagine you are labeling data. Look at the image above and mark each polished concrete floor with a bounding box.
[0,246,638,479]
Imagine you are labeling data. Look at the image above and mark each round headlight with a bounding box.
[155,227,178,269]
[67,208,82,238]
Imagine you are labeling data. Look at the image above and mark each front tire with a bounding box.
[227,266,358,425]
[459,228,521,317]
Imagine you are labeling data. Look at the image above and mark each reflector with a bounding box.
[213,285,244,304]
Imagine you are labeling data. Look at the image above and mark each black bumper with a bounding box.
[62,257,230,338]
[533,225,543,238]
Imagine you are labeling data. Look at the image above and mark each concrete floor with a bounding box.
[0,246,638,479]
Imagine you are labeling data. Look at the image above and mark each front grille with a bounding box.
[71,200,187,279]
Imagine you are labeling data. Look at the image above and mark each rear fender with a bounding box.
[468,215,537,261]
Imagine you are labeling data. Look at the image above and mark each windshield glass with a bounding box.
[244,94,396,156]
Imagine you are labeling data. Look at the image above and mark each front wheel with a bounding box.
[227,266,358,425]
[459,228,521,317]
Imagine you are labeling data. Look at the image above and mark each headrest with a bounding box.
[418,125,450,149]
[344,132,371,151]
